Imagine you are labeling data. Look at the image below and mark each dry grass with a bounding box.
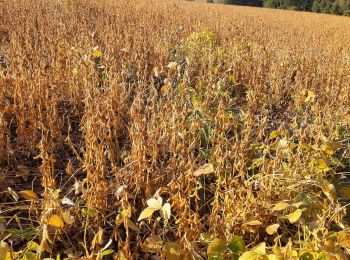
[1,0,350,259]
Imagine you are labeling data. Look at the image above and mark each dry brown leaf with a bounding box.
[207,238,227,257]
[167,61,178,69]
[124,217,140,232]
[7,187,18,201]
[339,186,350,199]
[91,227,104,250]
[19,190,39,201]
[141,235,164,253]
[163,242,181,260]
[193,163,214,177]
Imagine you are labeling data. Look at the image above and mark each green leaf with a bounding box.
[101,249,114,256]
[81,208,99,218]
[299,251,314,260]
[10,228,36,241]
[228,236,245,256]
[207,238,227,258]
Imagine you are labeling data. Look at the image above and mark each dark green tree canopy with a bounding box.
[210,0,350,16]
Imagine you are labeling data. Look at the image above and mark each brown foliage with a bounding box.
[1,0,350,258]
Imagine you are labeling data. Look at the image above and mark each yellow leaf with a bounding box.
[121,208,131,218]
[124,217,140,232]
[305,90,316,102]
[243,220,263,226]
[322,141,341,155]
[27,241,40,252]
[272,202,290,211]
[207,238,227,257]
[253,242,266,255]
[22,252,37,260]
[267,254,280,260]
[92,48,102,58]
[239,251,268,260]
[146,197,163,209]
[72,67,78,75]
[239,243,267,260]
[138,207,158,221]
[316,159,331,172]
[160,203,171,220]
[266,224,280,235]
[339,186,350,199]
[287,209,302,224]
[163,242,181,260]
[48,214,64,229]
[192,95,200,108]
[269,130,278,140]
[0,242,9,260]
[291,201,304,208]
[19,190,39,201]
[193,163,214,177]
[115,214,123,223]
[160,85,167,95]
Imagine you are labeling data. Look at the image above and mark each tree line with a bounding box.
[207,0,350,16]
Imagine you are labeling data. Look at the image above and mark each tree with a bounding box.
[219,0,263,7]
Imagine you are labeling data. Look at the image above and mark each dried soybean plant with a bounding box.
[1,0,350,259]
